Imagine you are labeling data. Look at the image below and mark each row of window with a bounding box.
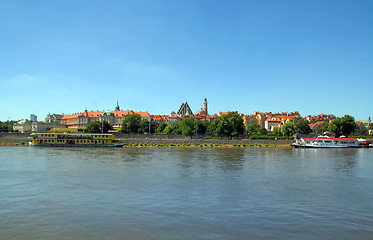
[40,139,108,144]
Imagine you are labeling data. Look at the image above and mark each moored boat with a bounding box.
[293,135,359,148]
[28,132,125,147]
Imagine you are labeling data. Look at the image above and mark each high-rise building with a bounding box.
[30,114,37,122]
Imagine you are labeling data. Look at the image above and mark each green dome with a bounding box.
[100,111,114,117]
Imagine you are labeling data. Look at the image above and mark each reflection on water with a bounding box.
[0,147,372,240]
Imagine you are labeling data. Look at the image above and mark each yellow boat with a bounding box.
[28,133,125,147]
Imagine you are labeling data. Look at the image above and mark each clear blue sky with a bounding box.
[1,0,372,121]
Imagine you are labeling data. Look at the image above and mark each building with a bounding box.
[30,114,37,122]
[61,109,136,129]
[194,98,209,121]
[306,114,334,123]
[251,111,302,131]
[31,121,65,132]
[177,102,193,116]
[45,113,63,123]
[13,119,32,133]
[264,117,282,132]
[60,102,154,129]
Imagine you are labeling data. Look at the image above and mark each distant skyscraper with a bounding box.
[30,114,37,121]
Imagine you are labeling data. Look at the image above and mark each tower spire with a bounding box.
[115,101,120,111]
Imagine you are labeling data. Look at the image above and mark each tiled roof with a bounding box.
[134,112,151,118]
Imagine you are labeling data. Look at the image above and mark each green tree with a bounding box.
[355,124,368,135]
[320,122,329,134]
[207,119,218,134]
[246,118,260,134]
[196,121,208,134]
[214,112,245,139]
[214,114,231,138]
[138,120,157,134]
[162,125,174,134]
[257,127,268,135]
[281,122,295,137]
[272,127,281,135]
[228,112,245,138]
[170,121,182,134]
[120,114,141,134]
[84,121,102,133]
[101,120,113,133]
[178,116,196,139]
[157,121,167,134]
[139,119,149,134]
[293,118,311,134]
[328,115,357,137]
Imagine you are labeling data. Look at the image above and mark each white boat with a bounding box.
[293,135,358,148]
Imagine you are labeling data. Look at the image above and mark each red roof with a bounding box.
[302,137,357,141]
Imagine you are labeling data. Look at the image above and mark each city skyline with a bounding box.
[1,1,372,121]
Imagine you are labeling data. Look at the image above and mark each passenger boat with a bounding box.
[293,135,359,148]
[28,132,125,147]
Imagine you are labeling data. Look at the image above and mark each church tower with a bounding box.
[203,98,208,115]
[115,101,120,111]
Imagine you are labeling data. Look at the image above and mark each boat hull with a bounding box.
[293,144,348,148]
[29,142,126,147]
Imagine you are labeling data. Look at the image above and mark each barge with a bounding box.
[28,132,125,147]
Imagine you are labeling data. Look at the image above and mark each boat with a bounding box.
[28,132,125,147]
[293,135,359,148]
[357,138,372,146]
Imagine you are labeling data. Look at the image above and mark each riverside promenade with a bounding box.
[0,132,292,147]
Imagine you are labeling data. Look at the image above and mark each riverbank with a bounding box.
[0,132,293,147]
[120,137,292,148]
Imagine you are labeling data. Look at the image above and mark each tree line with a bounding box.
[83,113,371,138]
[0,121,17,132]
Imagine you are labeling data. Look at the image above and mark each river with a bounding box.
[1,146,372,239]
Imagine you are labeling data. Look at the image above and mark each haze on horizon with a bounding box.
[1,0,372,121]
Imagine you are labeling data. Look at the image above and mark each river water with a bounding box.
[1,146,372,239]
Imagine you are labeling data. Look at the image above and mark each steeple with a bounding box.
[115,101,120,111]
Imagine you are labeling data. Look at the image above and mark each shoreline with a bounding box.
[0,133,293,148]
[0,137,292,148]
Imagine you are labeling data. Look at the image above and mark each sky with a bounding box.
[1,0,372,121]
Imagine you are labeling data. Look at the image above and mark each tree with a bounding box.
[178,116,196,139]
[355,124,368,135]
[84,121,101,133]
[138,120,156,134]
[157,121,167,134]
[162,125,174,134]
[228,112,245,138]
[120,114,141,134]
[246,118,260,134]
[293,118,311,134]
[272,127,281,135]
[196,121,208,134]
[214,112,245,139]
[207,119,218,134]
[170,121,182,134]
[281,122,295,137]
[139,119,150,134]
[257,127,268,135]
[328,115,357,137]
[320,122,329,134]
[101,120,113,133]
